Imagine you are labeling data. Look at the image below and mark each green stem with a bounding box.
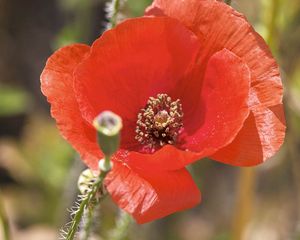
[232,168,255,240]
[109,0,121,28]
[110,211,132,240]
[225,0,232,5]
[81,193,107,240]
[0,189,10,240]
[66,170,109,240]
[82,206,94,240]
[104,155,111,170]
[266,0,280,49]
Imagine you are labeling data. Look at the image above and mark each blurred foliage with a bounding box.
[54,0,94,47]
[126,0,152,16]
[0,0,300,239]
[0,85,31,116]
[21,116,74,190]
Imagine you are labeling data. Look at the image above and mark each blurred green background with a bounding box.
[0,0,299,239]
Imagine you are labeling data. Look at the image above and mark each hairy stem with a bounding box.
[81,207,94,240]
[109,0,121,28]
[65,170,109,240]
[81,192,108,240]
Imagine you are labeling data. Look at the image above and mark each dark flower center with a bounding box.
[135,94,184,151]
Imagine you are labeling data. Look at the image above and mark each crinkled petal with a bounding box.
[105,161,201,224]
[212,105,286,166]
[41,44,102,169]
[146,0,286,165]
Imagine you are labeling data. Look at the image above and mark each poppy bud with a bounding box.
[93,111,122,157]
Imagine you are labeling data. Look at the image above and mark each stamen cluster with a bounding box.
[135,94,184,151]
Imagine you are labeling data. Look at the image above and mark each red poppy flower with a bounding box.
[41,0,285,224]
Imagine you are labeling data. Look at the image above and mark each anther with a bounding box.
[135,93,184,151]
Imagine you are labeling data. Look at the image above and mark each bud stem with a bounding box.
[105,155,112,170]
[65,166,110,240]
[99,157,113,172]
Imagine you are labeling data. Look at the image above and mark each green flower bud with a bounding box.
[93,111,122,157]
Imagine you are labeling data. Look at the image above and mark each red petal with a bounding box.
[41,44,102,169]
[105,161,201,224]
[123,49,250,171]
[73,17,200,150]
[182,49,250,153]
[146,0,286,165]
[212,106,286,166]
[115,146,202,172]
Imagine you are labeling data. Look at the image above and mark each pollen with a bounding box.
[135,93,184,151]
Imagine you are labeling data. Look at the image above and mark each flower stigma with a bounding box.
[135,93,184,152]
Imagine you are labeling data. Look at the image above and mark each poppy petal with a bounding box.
[146,0,285,165]
[212,105,286,166]
[73,17,200,151]
[182,48,250,153]
[122,49,250,171]
[105,161,201,224]
[41,44,102,169]
[116,146,202,172]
